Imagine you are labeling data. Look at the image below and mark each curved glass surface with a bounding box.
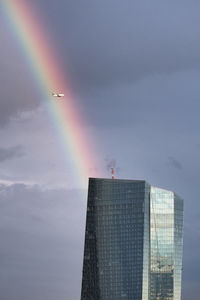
[81,179,183,300]
[150,187,183,300]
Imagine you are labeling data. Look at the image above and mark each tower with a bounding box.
[80,178,184,300]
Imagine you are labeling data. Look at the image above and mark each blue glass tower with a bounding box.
[81,178,184,300]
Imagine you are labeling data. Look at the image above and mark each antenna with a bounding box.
[111,161,115,179]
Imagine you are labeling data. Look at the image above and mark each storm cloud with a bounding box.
[36,0,200,89]
[0,0,200,299]
[0,183,86,300]
[0,23,41,126]
[1,0,200,125]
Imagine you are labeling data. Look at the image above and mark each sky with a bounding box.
[0,0,200,299]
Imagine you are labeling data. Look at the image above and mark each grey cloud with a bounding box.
[0,146,25,163]
[1,0,200,126]
[36,0,200,90]
[0,1,200,299]
[182,283,200,300]
[181,212,200,300]
[0,183,86,300]
[167,156,182,170]
[30,1,200,131]
[78,70,200,129]
[0,25,41,127]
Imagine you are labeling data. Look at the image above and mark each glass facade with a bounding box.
[174,194,184,300]
[81,178,183,300]
[150,187,174,300]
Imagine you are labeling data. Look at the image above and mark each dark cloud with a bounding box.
[34,0,200,89]
[0,146,25,163]
[0,24,41,127]
[0,183,86,300]
[0,0,200,299]
[1,0,200,126]
[27,1,200,131]
[167,156,182,170]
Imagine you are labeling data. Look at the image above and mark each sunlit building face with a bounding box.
[80,178,184,300]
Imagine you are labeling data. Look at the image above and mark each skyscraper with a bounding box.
[81,178,184,300]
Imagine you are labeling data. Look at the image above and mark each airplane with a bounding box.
[52,92,64,98]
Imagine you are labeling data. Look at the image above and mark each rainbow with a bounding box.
[2,0,100,187]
